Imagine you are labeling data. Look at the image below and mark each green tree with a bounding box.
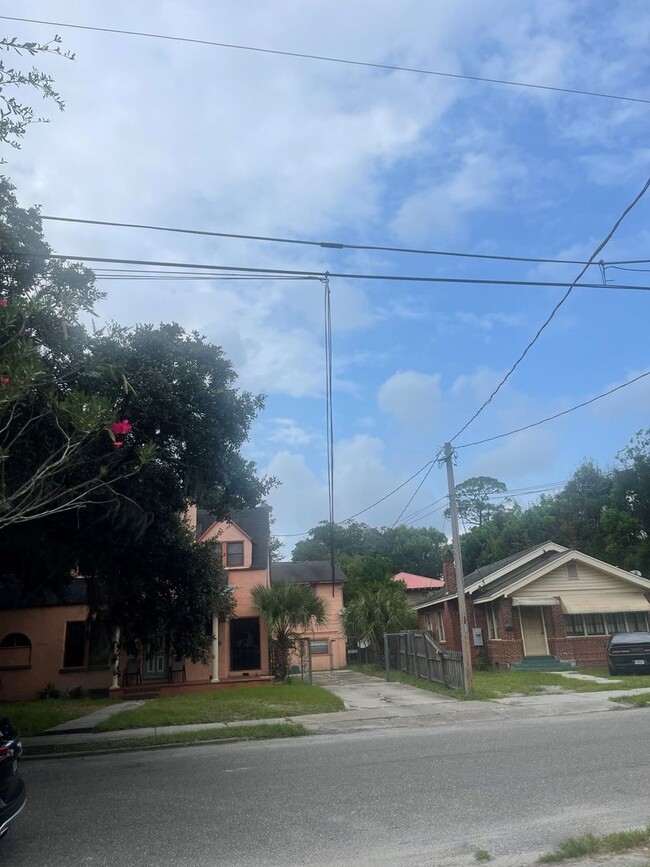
[446,476,508,527]
[251,582,326,681]
[342,582,417,664]
[292,521,446,578]
[0,177,152,530]
[0,33,73,156]
[338,553,394,603]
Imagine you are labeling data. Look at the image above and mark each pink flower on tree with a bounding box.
[0,298,8,308]
[112,441,123,447]
[111,419,133,436]
[0,376,9,386]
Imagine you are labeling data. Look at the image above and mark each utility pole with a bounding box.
[444,442,474,697]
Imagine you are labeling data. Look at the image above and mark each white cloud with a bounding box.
[378,371,443,427]
[467,428,558,481]
[590,369,650,420]
[391,150,527,241]
[268,418,320,446]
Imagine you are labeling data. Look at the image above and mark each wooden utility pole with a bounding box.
[444,442,474,697]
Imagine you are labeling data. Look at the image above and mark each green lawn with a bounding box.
[611,691,650,708]
[539,826,650,863]
[349,663,650,701]
[97,683,343,731]
[26,722,307,757]
[3,698,115,737]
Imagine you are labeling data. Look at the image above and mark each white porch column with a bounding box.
[110,625,121,690]
[210,615,220,682]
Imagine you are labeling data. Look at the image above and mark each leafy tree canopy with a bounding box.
[0,178,272,659]
[446,476,508,527]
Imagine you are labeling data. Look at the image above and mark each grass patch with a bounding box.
[97,683,343,732]
[539,826,650,863]
[611,691,650,707]
[350,663,650,700]
[474,849,491,861]
[26,722,307,757]
[3,698,115,736]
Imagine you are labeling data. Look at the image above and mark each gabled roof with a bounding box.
[463,542,566,590]
[416,541,650,610]
[394,572,444,591]
[271,561,347,585]
[197,506,270,571]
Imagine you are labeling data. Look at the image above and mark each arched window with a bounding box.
[0,633,31,648]
[0,632,32,666]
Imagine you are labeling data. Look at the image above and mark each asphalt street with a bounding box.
[3,709,650,867]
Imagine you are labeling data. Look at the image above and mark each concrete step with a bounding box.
[511,656,575,672]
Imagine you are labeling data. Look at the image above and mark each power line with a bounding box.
[9,251,650,292]
[273,460,436,537]
[391,457,441,528]
[449,174,650,443]
[4,14,649,106]
[457,369,650,449]
[41,214,604,268]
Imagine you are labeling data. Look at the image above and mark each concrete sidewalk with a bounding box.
[22,670,650,750]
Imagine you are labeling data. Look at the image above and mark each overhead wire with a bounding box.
[40,213,617,268]
[323,274,336,596]
[9,251,650,292]
[390,457,441,528]
[4,14,650,105]
[456,369,650,449]
[448,174,650,443]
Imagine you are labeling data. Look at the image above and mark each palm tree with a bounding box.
[342,583,417,664]
[252,582,327,682]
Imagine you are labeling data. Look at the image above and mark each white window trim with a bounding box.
[435,609,446,643]
[486,602,499,641]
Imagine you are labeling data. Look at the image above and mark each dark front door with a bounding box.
[145,636,168,679]
[230,617,261,671]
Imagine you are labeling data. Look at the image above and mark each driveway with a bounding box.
[312,669,455,712]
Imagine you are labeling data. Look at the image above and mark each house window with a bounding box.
[583,613,606,636]
[0,632,31,648]
[626,611,649,632]
[310,639,329,655]
[435,609,446,642]
[486,603,499,640]
[564,615,585,636]
[566,562,579,579]
[63,621,86,668]
[226,541,244,567]
[566,612,649,636]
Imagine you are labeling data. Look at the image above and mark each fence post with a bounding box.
[384,633,390,682]
[440,651,449,688]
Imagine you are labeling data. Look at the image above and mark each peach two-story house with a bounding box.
[0,506,347,699]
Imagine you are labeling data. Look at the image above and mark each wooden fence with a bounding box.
[385,631,465,690]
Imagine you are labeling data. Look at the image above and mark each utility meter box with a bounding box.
[472,627,484,647]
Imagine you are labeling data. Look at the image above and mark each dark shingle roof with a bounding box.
[417,542,566,608]
[464,542,561,589]
[271,561,347,585]
[472,550,565,600]
[197,506,270,571]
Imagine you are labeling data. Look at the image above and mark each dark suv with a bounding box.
[607,631,650,676]
[0,718,26,839]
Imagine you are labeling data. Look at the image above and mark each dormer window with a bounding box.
[226,541,244,567]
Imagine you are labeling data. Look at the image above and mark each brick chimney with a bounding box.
[442,549,456,593]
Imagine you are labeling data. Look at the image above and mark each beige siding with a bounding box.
[514,561,650,610]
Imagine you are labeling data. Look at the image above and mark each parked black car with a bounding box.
[0,718,26,839]
[607,631,650,675]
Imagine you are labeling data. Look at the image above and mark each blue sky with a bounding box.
[5,1,650,551]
